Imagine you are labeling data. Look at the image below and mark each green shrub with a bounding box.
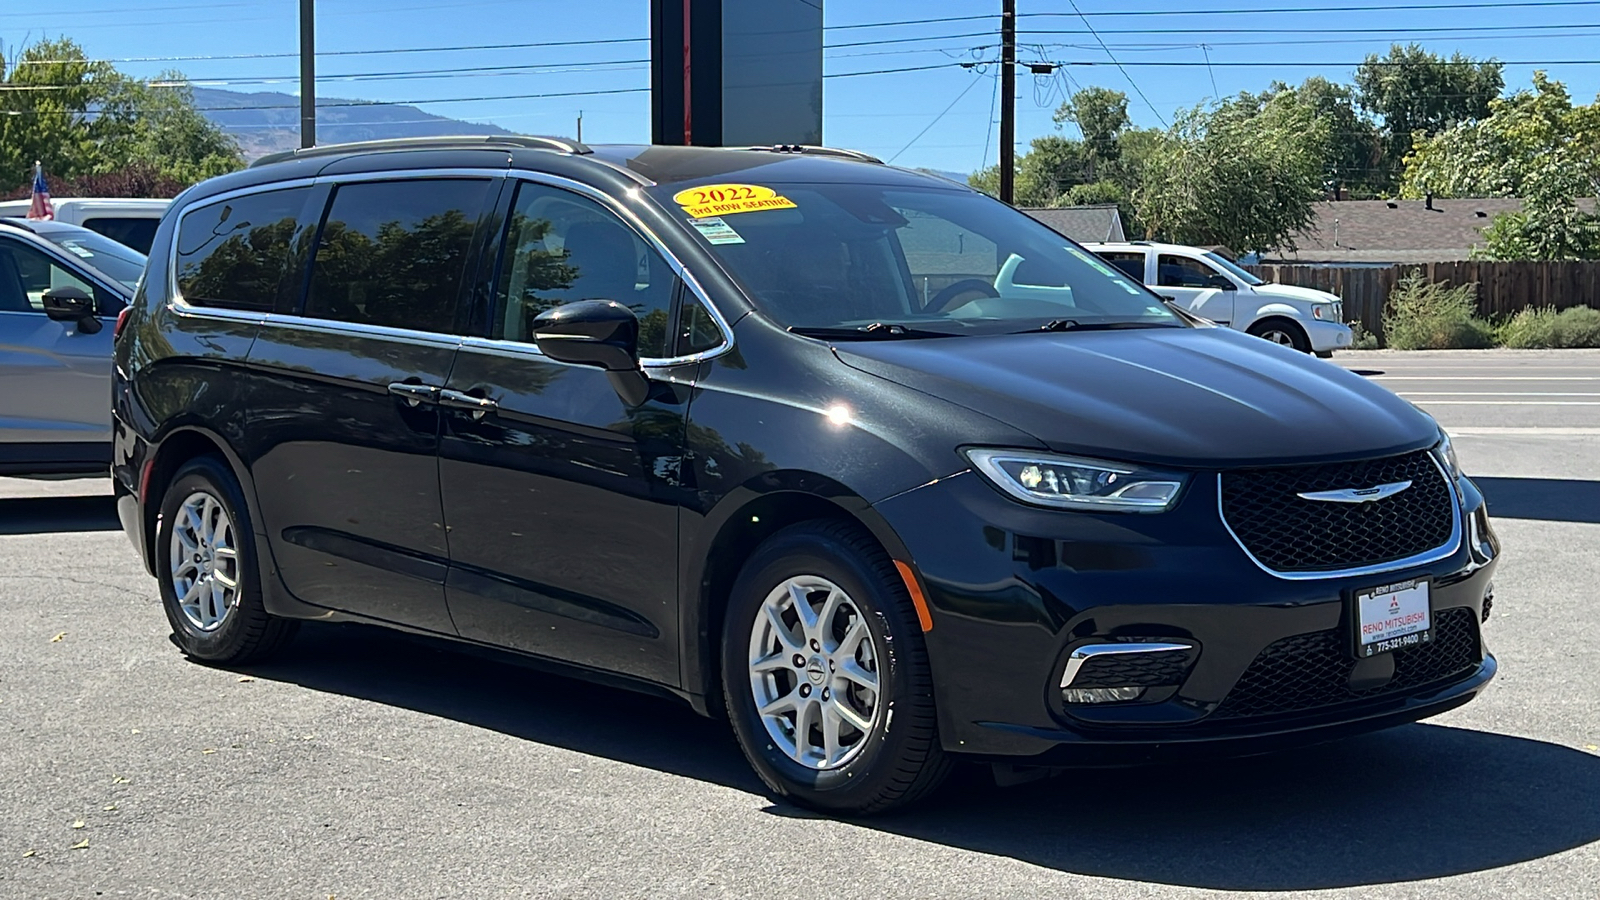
[1551,305,1600,347]
[1348,321,1382,350]
[1500,305,1600,348]
[1382,273,1496,350]
[1500,306,1559,348]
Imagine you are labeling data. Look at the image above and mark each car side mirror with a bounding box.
[42,286,102,333]
[1207,275,1237,291]
[532,299,650,405]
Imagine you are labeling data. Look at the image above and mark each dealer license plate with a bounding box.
[1355,578,1432,658]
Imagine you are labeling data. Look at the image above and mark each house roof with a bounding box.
[1265,198,1533,264]
[1023,205,1126,243]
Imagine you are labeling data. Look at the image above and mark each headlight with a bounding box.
[966,449,1187,512]
[1432,428,1462,482]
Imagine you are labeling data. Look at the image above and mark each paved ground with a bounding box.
[1,349,1597,899]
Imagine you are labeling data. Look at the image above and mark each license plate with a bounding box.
[1355,578,1432,658]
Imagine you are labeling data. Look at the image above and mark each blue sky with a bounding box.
[6,0,1600,175]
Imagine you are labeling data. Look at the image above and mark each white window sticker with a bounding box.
[689,216,746,245]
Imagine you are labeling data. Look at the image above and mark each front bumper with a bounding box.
[874,468,1497,760]
[1307,318,1353,353]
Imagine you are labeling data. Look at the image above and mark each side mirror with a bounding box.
[42,286,102,333]
[532,300,650,405]
[1207,275,1237,291]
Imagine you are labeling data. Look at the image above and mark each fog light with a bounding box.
[1062,686,1145,704]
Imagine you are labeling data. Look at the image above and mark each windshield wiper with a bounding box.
[1021,319,1182,334]
[789,322,959,340]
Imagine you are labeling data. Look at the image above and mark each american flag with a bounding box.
[27,162,53,221]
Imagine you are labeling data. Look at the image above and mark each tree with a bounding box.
[1402,73,1600,259]
[1053,86,1129,180]
[0,38,243,194]
[1354,44,1504,191]
[1133,93,1329,253]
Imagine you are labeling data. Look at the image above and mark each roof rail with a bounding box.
[0,216,37,233]
[734,144,884,165]
[250,134,592,169]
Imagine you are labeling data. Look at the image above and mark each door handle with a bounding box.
[438,388,499,419]
[387,381,440,407]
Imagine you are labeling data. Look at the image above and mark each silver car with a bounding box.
[0,218,144,476]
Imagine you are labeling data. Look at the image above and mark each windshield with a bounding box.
[655,182,1183,335]
[1203,251,1264,287]
[39,229,147,290]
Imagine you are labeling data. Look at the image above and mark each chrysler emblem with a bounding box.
[1297,481,1412,503]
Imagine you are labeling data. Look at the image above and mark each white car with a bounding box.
[1084,241,1351,355]
[0,197,169,255]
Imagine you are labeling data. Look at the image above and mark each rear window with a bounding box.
[82,217,159,255]
[176,187,312,312]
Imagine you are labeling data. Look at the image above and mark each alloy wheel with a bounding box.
[168,491,240,632]
[747,576,881,770]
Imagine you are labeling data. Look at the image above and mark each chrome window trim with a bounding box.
[167,177,321,322]
[163,166,738,366]
[1216,451,1464,582]
[1060,642,1194,689]
[258,313,465,350]
[503,172,736,367]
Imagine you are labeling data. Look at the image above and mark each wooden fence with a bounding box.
[1246,261,1600,339]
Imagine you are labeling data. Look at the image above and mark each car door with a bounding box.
[1156,253,1234,325]
[0,234,118,447]
[437,177,695,684]
[242,176,496,634]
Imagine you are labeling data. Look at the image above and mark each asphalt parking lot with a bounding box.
[2,349,1598,899]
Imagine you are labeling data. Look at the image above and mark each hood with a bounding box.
[1255,283,1340,305]
[833,327,1437,468]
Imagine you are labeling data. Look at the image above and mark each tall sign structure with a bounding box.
[650,0,823,147]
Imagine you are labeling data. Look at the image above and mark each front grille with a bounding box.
[1221,450,1455,573]
[1071,648,1196,688]
[1211,607,1480,720]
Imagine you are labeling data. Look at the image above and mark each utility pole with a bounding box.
[999,0,1016,205]
[299,0,315,148]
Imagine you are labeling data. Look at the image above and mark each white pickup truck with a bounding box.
[1084,241,1352,356]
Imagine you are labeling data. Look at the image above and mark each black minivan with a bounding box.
[113,137,1499,814]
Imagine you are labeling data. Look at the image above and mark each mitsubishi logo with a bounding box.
[1297,480,1412,504]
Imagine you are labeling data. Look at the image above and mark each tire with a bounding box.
[156,455,297,663]
[1247,317,1312,353]
[722,520,951,815]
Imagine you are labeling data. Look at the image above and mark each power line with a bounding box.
[1027,0,1600,16]
[1062,0,1167,127]
[1020,21,1600,35]
[889,72,988,163]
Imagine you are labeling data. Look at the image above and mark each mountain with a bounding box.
[193,88,520,160]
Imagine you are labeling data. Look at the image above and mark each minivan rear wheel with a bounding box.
[722,521,950,815]
[156,456,297,663]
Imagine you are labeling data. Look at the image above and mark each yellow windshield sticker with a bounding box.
[673,184,797,218]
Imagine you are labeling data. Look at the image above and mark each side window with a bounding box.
[82,217,159,255]
[0,237,109,313]
[676,296,724,356]
[177,187,311,311]
[495,181,675,358]
[305,179,491,333]
[1158,254,1221,289]
[1094,251,1146,281]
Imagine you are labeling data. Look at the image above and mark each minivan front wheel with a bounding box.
[156,456,297,663]
[722,521,950,815]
